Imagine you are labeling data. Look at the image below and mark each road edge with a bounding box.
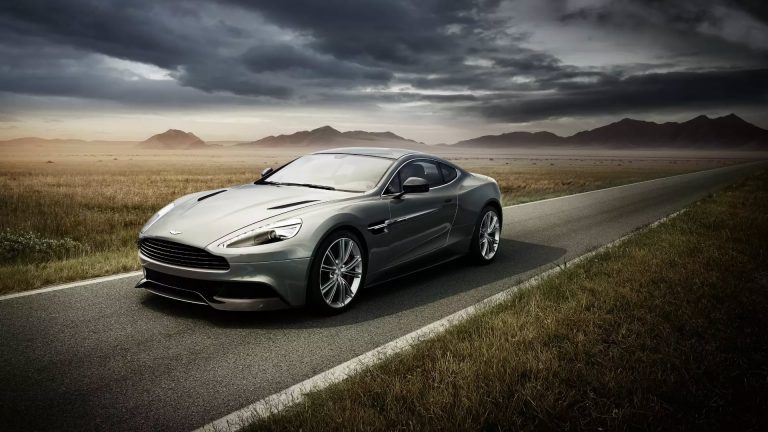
[195,209,687,432]
[0,271,142,301]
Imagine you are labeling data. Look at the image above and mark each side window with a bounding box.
[400,160,443,187]
[422,162,444,187]
[385,160,449,194]
[440,163,457,183]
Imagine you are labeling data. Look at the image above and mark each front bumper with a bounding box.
[137,251,311,311]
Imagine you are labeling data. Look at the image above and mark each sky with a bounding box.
[0,0,767,144]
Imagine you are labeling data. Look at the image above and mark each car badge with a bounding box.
[170,230,182,235]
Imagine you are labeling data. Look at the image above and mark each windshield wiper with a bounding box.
[265,181,336,191]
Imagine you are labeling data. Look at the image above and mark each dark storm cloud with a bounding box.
[0,0,767,122]
[474,68,768,122]
[0,0,396,100]
[240,44,392,82]
[0,0,206,68]
[560,0,768,52]
[225,0,503,66]
[0,0,510,103]
[0,34,269,106]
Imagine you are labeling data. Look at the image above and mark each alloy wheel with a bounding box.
[479,211,500,260]
[319,237,363,308]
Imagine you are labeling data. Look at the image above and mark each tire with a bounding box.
[307,229,366,314]
[469,205,501,264]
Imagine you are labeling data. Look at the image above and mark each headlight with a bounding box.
[218,218,302,248]
[141,202,175,233]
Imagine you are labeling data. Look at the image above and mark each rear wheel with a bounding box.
[469,206,501,264]
[307,230,365,313]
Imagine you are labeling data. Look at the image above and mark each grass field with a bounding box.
[0,155,736,295]
[244,170,768,431]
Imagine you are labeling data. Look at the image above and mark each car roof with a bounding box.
[313,147,423,160]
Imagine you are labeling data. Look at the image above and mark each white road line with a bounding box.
[501,162,743,209]
[0,271,142,301]
[195,210,686,432]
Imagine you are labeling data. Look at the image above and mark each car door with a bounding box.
[382,159,457,268]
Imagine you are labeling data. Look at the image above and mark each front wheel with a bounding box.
[469,206,501,264]
[307,230,366,313]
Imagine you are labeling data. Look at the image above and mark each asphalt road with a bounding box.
[0,162,764,432]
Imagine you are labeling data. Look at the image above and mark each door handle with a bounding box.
[444,198,453,203]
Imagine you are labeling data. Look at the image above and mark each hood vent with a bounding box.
[267,200,320,210]
[197,189,227,201]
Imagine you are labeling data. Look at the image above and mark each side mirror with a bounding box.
[261,167,274,178]
[396,177,429,198]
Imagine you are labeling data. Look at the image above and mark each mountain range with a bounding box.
[3,114,766,150]
[237,125,423,148]
[452,114,768,148]
[235,114,768,149]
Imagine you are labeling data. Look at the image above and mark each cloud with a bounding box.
[225,0,495,65]
[560,0,768,52]
[0,0,396,100]
[473,67,768,122]
[0,0,207,68]
[0,0,766,127]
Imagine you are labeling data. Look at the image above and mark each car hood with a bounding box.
[143,184,353,247]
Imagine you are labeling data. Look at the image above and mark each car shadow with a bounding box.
[140,238,567,329]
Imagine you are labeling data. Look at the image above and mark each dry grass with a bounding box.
[0,161,261,294]
[247,170,768,431]
[0,156,732,294]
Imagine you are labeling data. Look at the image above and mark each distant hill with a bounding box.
[453,131,564,148]
[452,114,768,149]
[568,114,768,147]
[4,114,765,151]
[238,125,424,149]
[139,129,210,149]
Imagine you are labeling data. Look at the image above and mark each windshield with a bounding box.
[263,154,394,192]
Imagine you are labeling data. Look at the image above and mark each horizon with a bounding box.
[2,112,764,145]
[1,1,767,144]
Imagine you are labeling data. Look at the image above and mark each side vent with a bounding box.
[198,190,227,201]
[367,220,388,235]
[267,200,319,210]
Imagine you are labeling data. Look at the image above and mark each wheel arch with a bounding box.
[483,198,503,224]
[305,223,370,302]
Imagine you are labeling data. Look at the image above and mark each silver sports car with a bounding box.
[136,147,501,313]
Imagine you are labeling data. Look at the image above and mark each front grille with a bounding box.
[139,238,230,271]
